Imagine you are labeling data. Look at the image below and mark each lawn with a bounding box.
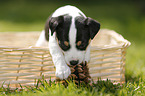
[0,0,145,95]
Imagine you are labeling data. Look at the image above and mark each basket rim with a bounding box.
[92,40,131,49]
[0,40,131,51]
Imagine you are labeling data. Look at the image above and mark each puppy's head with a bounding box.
[49,14,100,65]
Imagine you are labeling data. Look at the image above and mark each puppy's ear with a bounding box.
[49,16,64,36]
[85,17,100,39]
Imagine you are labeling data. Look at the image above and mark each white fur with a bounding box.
[52,5,86,18]
[48,31,71,79]
[36,5,90,80]
[64,17,88,65]
[35,30,48,47]
[84,43,91,62]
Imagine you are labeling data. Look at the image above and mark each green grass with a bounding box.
[0,0,145,95]
[126,44,145,77]
[0,21,44,32]
[0,77,145,96]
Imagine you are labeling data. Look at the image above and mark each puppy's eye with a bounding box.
[77,41,82,46]
[64,41,69,46]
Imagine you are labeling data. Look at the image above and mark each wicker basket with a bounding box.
[0,29,131,88]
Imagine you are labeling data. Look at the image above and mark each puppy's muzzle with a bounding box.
[70,60,79,65]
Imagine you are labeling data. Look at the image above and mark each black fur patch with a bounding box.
[75,16,90,51]
[49,14,72,51]
[75,16,100,51]
[85,17,100,39]
[44,18,50,41]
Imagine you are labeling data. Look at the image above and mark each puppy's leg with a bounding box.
[49,32,71,80]
[35,30,48,47]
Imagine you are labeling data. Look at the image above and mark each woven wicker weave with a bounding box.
[0,29,131,88]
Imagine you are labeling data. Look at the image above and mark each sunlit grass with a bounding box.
[126,43,145,81]
[0,21,44,32]
[1,77,145,96]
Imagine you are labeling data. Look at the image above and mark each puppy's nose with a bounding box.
[70,60,79,65]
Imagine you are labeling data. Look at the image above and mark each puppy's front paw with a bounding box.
[55,65,71,80]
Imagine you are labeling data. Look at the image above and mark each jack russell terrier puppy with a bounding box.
[36,5,100,80]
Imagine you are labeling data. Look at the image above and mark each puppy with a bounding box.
[36,5,100,80]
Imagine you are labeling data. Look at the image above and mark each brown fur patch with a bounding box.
[77,41,82,46]
[64,41,69,46]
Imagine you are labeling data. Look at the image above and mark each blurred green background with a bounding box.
[0,0,145,81]
[0,0,145,42]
